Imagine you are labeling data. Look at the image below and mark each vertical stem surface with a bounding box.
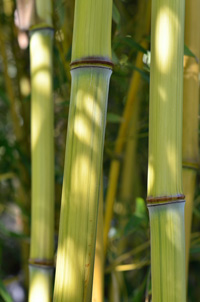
[147,0,186,301]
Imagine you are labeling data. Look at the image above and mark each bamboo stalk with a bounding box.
[147,1,186,301]
[28,1,54,301]
[0,15,30,286]
[182,0,200,284]
[53,0,113,301]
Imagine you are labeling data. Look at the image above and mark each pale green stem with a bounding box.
[30,29,54,261]
[53,67,112,302]
[29,266,54,302]
[147,1,186,302]
[148,203,186,302]
[29,28,54,302]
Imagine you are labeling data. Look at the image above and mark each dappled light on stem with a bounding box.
[147,160,155,195]
[30,29,54,260]
[148,203,186,302]
[29,266,53,302]
[155,7,177,72]
[53,68,112,302]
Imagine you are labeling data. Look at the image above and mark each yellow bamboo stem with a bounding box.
[183,0,200,284]
[28,1,54,301]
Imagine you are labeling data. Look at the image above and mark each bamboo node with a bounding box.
[29,258,54,268]
[182,161,200,171]
[70,56,114,70]
[29,25,54,33]
[146,194,185,206]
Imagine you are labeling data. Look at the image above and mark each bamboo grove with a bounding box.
[0,0,200,302]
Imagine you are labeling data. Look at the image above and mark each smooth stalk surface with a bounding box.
[147,0,186,301]
[29,1,54,301]
[53,0,113,301]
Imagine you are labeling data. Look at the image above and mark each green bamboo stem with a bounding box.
[109,273,120,302]
[147,0,186,301]
[29,1,54,301]
[29,266,54,302]
[53,0,113,301]
[182,0,200,284]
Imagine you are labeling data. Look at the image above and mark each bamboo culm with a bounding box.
[28,0,55,299]
[53,0,113,301]
[147,0,186,301]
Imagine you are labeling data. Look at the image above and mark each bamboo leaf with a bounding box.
[135,197,147,217]
[124,199,148,236]
[0,279,12,302]
[184,44,198,61]
[113,36,147,54]
[112,4,120,25]
[0,90,9,104]
[107,113,123,123]
[132,66,149,82]
[112,50,119,64]
[123,215,144,236]
[190,246,200,254]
